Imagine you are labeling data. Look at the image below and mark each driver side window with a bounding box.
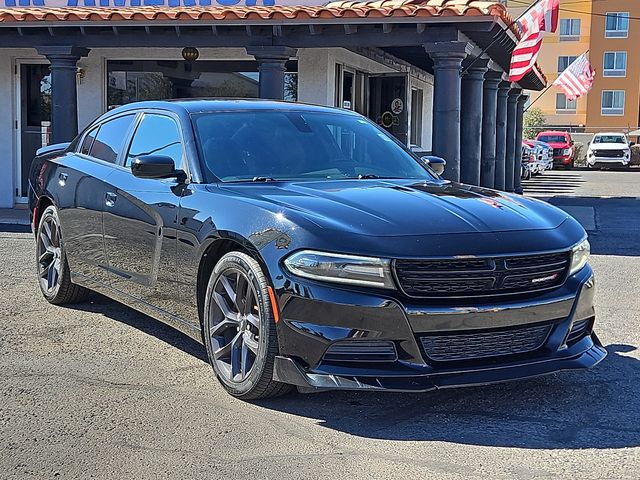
[125,114,184,169]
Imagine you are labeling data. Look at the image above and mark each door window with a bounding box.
[79,126,99,156]
[90,115,136,164]
[125,114,184,168]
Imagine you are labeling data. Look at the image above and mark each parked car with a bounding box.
[536,130,575,169]
[521,142,535,180]
[28,100,605,399]
[587,132,632,169]
[531,140,554,171]
[523,140,546,175]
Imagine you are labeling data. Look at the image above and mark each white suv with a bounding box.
[587,133,632,169]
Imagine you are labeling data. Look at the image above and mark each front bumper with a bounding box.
[273,266,605,392]
[588,156,630,167]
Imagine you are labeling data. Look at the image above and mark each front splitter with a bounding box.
[272,335,607,393]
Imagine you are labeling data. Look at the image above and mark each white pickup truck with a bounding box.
[587,132,633,169]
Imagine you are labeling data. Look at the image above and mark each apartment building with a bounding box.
[509,0,639,135]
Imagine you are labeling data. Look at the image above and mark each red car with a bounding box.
[536,131,575,169]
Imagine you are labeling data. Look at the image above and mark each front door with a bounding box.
[18,64,52,201]
[102,112,185,317]
[368,74,409,145]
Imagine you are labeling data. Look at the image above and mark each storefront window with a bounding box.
[107,60,297,108]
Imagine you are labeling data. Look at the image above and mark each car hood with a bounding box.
[217,180,569,237]
[589,143,629,150]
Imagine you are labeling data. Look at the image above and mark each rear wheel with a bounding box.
[35,205,89,305]
[203,251,291,400]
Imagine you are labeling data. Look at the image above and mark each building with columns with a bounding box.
[0,0,545,209]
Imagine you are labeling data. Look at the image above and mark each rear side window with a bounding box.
[79,126,98,155]
[125,114,184,168]
[90,115,136,164]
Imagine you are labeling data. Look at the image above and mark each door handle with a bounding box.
[105,191,117,207]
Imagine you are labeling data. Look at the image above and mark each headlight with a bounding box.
[569,238,590,275]
[283,250,395,289]
[562,148,571,155]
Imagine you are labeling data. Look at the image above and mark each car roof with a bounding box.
[102,99,357,118]
[538,131,570,135]
[593,132,626,136]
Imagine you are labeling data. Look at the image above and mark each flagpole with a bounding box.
[460,0,543,77]
[524,50,591,113]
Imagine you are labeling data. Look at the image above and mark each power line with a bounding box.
[508,0,640,21]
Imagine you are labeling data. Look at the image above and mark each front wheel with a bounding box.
[35,205,89,305]
[203,251,291,400]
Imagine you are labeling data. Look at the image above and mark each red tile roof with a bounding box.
[0,1,511,23]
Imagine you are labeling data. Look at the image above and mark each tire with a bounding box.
[35,205,90,305]
[203,251,291,400]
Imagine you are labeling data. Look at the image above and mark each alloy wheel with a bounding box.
[37,214,63,294]
[208,269,261,384]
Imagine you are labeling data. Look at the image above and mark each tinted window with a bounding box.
[593,135,626,144]
[90,115,136,163]
[193,111,434,182]
[125,114,183,168]
[537,135,568,143]
[79,126,99,155]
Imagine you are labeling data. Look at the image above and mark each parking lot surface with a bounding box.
[1,170,639,479]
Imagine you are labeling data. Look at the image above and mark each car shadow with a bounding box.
[255,343,640,449]
[64,293,209,363]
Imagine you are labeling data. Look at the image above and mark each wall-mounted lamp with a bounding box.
[182,47,200,62]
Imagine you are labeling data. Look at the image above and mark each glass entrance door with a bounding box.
[368,74,409,145]
[18,64,52,201]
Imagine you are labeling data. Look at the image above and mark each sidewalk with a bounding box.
[0,208,30,226]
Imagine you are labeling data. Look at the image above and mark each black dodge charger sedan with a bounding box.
[29,100,605,399]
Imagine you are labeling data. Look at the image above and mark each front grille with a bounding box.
[420,324,552,362]
[593,149,625,158]
[394,252,570,298]
[553,148,564,156]
[323,341,398,363]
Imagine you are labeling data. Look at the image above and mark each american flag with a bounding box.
[509,0,560,82]
[553,53,596,100]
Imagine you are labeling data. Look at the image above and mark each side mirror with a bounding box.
[570,140,575,146]
[131,155,185,180]
[629,141,635,147]
[421,155,446,176]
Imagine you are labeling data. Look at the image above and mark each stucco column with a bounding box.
[494,81,510,190]
[460,59,489,186]
[480,71,501,189]
[246,46,297,100]
[36,46,90,144]
[514,94,529,195]
[505,87,521,193]
[424,42,470,182]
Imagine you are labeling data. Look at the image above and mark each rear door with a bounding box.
[56,114,137,287]
[102,112,186,316]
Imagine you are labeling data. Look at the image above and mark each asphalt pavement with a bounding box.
[1,169,639,479]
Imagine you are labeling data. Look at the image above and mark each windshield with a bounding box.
[593,135,626,144]
[537,135,568,143]
[192,110,435,182]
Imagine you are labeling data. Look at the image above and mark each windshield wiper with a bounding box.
[356,174,402,180]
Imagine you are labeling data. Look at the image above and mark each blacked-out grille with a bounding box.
[420,324,552,362]
[593,149,625,158]
[394,251,571,298]
[323,341,398,363]
[553,148,564,157]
